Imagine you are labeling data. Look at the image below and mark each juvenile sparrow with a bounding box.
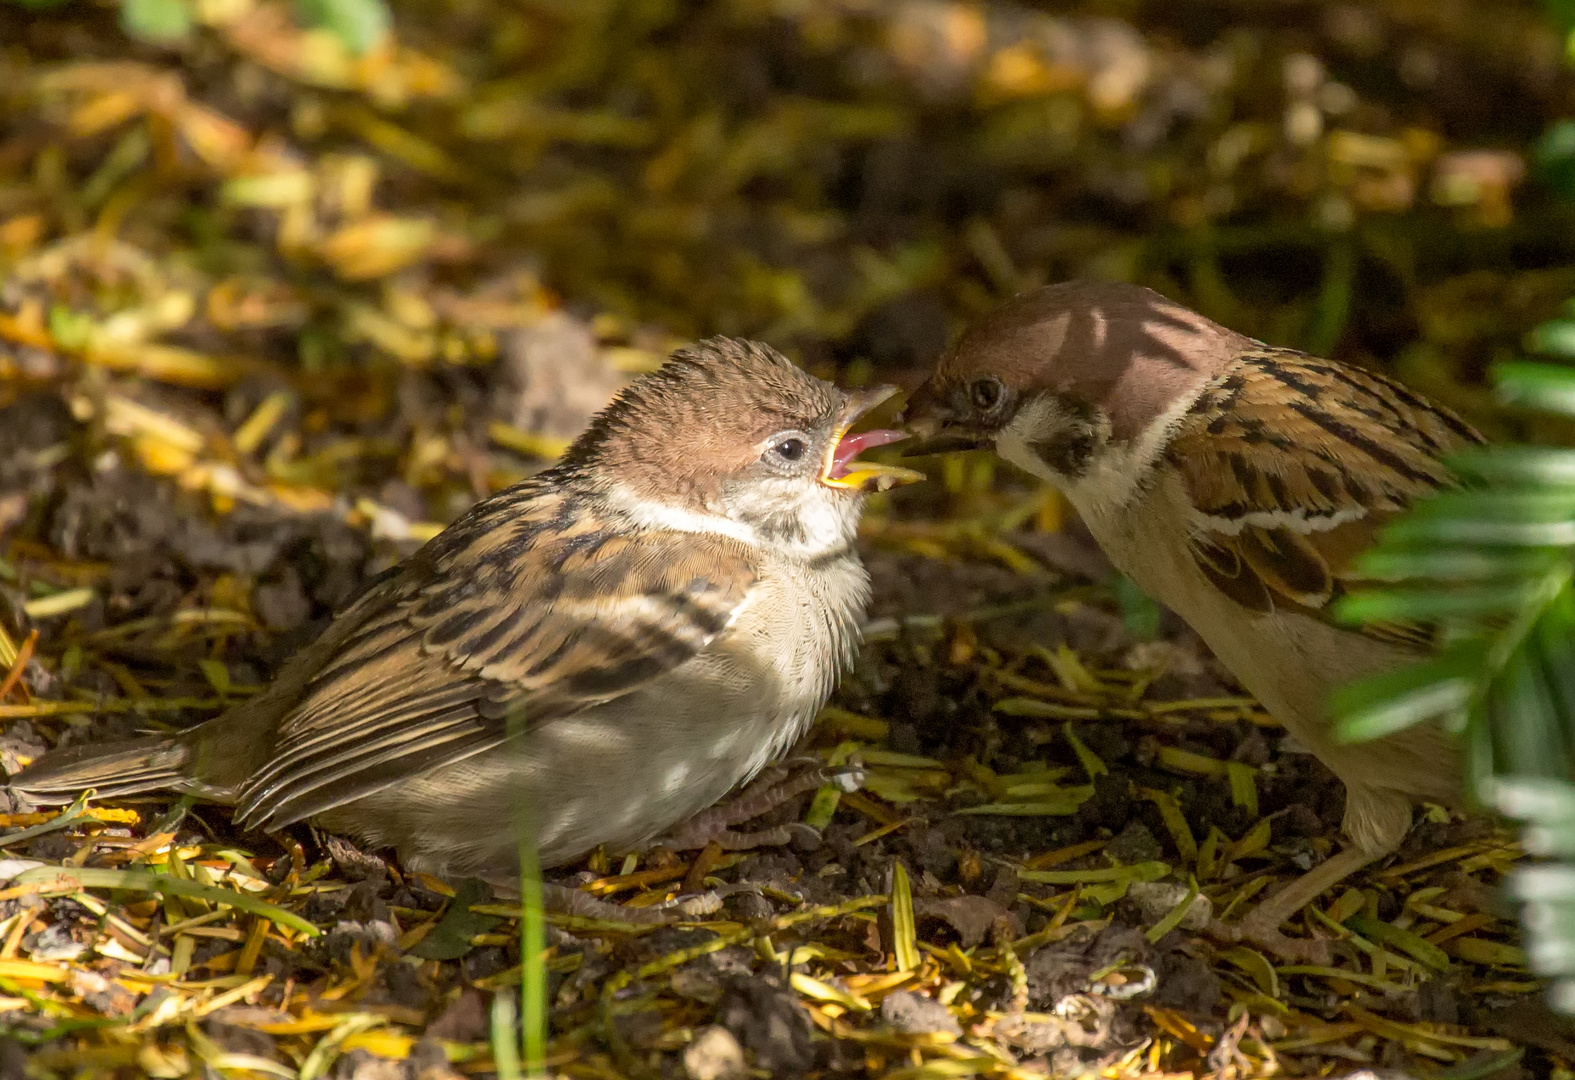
[15,339,922,885]
[905,281,1482,960]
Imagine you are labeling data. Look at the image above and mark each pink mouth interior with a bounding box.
[829,428,908,478]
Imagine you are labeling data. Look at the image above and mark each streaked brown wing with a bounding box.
[1166,350,1484,646]
[233,486,758,829]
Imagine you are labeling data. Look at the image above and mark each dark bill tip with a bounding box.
[900,432,987,457]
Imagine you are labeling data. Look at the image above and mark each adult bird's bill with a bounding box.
[904,280,1481,962]
[13,339,923,895]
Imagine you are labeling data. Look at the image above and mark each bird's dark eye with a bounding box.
[774,438,807,461]
[971,377,1005,411]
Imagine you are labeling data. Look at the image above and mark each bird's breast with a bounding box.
[1087,471,1458,806]
[723,551,869,725]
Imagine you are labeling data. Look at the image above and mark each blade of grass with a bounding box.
[804,740,859,829]
[10,866,318,936]
[298,1013,384,1080]
[1139,788,1198,863]
[505,697,546,1077]
[0,696,230,718]
[1330,655,1479,744]
[491,987,521,1080]
[1495,360,1575,415]
[956,790,1093,815]
[1433,1048,1526,1080]
[1226,763,1258,817]
[1144,877,1201,944]
[790,972,872,1011]
[520,833,546,1077]
[1344,914,1452,972]
[890,861,919,972]
[0,790,94,848]
[1063,722,1107,781]
[1020,861,1170,886]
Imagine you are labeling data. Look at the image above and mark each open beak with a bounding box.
[821,385,927,492]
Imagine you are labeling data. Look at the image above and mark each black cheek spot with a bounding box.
[1029,430,1097,479]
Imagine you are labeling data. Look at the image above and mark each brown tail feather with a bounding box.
[9,736,191,804]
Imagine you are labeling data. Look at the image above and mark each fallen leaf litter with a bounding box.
[0,1,1571,1077]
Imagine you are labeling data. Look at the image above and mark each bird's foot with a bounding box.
[658,759,862,853]
[541,882,686,923]
[1205,913,1331,966]
[669,821,822,852]
[482,864,762,924]
[482,882,741,925]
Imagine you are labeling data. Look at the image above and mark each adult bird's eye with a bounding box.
[774,437,807,461]
[970,377,1005,411]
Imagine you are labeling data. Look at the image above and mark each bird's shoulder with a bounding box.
[1158,347,1484,645]
[418,486,760,676]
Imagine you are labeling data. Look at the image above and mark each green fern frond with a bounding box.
[1332,357,1575,1015]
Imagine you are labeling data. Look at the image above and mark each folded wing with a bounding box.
[234,487,759,829]
[1166,350,1484,647]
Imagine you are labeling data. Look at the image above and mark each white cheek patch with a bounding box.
[608,481,860,563]
[606,485,762,546]
[995,397,1076,485]
[999,382,1211,527]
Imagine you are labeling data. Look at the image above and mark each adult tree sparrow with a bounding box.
[904,281,1481,961]
[15,339,922,888]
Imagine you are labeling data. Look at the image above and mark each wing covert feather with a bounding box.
[1165,350,1484,645]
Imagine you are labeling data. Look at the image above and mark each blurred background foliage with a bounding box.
[1331,357,1575,1017]
[4,0,1575,531]
[4,0,1574,404]
[8,0,1575,1038]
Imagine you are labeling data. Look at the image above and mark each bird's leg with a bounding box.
[1207,788,1413,964]
[1206,844,1378,964]
[481,877,731,925]
[657,758,863,852]
[539,883,684,923]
